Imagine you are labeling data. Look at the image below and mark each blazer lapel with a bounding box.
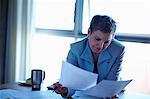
[80,41,94,71]
[80,41,93,64]
[97,49,112,81]
[98,49,112,64]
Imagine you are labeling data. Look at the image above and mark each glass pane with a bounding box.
[82,0,150,34]
[35,0,75,30]
[30,34,75,85]
[121,42,150,94]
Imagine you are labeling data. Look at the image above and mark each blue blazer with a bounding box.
[66,37,125,96]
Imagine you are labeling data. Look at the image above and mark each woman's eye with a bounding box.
[104,41,110,44]
[95,38,101,41]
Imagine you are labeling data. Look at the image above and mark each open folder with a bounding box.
[59,61,132,97]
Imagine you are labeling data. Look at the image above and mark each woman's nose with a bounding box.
[97,41,104,48]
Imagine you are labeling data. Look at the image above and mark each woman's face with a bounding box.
[88,30,114,54]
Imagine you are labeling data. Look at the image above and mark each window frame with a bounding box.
[35,0,150,43]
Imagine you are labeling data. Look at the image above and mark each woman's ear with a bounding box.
[87,28,92,36]
[112,34,115,38]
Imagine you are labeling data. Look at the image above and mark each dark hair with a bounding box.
[89,15,116,34]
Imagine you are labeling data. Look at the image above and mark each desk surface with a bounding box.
[0,83,150,99]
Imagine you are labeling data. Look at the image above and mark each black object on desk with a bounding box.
[31,69,45,91]
[47,85,55,90]
[18,82,32,87]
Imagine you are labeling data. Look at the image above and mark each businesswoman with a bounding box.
[53,15,125,98]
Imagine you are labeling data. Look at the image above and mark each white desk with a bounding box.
[0,83,150,99]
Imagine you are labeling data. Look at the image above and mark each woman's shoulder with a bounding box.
[70,37,88,52]
[107,39,125,55]
[111,39,125,49]
[70,37,88,48]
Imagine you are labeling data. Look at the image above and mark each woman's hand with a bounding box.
[106,95,119,99]
[53,82,68,96]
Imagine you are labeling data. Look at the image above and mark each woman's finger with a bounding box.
[53,83,62,90]
[54,86,68,95]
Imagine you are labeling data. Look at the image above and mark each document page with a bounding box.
[0,89,62,99]
[59,61,98,90]
[82,80,132,97]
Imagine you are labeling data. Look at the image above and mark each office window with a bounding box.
[82,0,150,34]
[35,0,75,30]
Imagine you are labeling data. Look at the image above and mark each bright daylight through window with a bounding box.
[35,0,75,30]
[82,0,150,34]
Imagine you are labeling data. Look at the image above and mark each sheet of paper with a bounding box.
[0,89,62,99]
[82,80,132,98]
[59,61,98,90]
